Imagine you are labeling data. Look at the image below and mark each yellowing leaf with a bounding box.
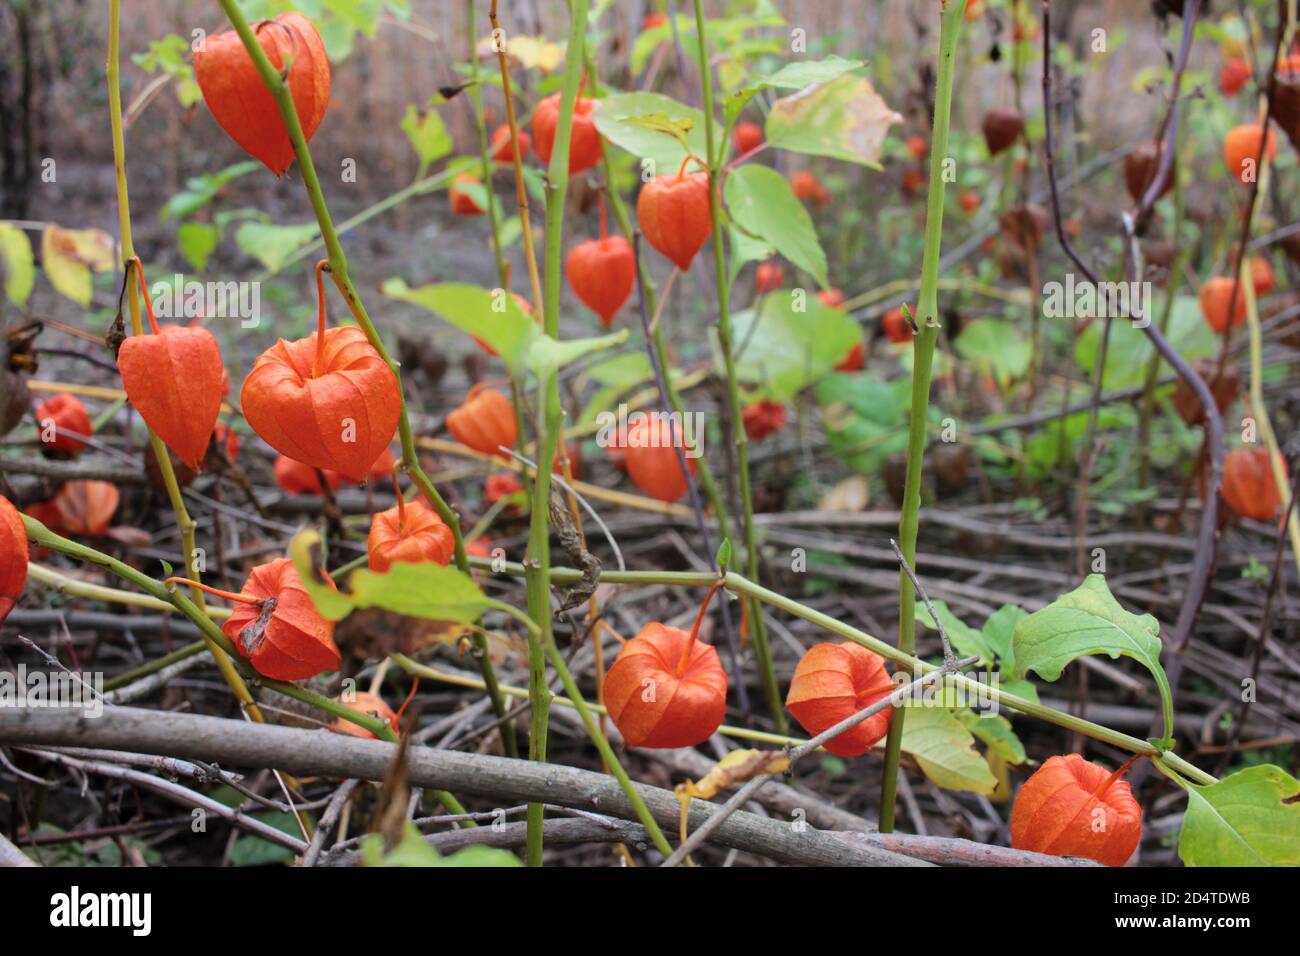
[675,748,790,803]
[41,225,115,306]
[674,749,790,853]
[0,224,35,305]
[766,75,901,168]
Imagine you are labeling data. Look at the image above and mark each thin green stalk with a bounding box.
[878,0,968,833]
[514,0,591,867]
[1135,124,1187,528]
[103,640,206,691]
[460,0,519,761]
[689,0,784,732]
[215,0,512,758]
[468,0,509,287]
[109,0,257,719]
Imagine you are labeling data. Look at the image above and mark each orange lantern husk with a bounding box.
[368,469,456,573]
[241,261,400,482]
[623,417,697,503]
[117,258,226,471]
[446,384,517,458]
[1010,753,1142,866]
[786,641,896,757]
[331,692,396,739]
[35,392,92,456]
[213,557,340,681]
[531,92,603,176]
[1,496,28,625]
[193,12,330,175]
[1222,447,1286,522]
[28,481,120,538]
[273,455,344,495]
[604,582,728,748]
[637,158,713,271]
[566,196,635,327]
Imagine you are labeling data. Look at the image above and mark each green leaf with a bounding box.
[1074,295,1217,389]
[400,104,453,175]
[593,92,708,175]
[177,222,219,271]
[160,162,260,221]
[1177,765,1300,866]
[814,374,908,475]
[958,710,1027,765]
[1012,575,1166,686]
[289,529,492,623]
[724,164,828,287]
[235,221,321,273]
[381,279,539,374]
[765,74,901,168]
[898,706,997,794]
[981,604,1028,672]
[527,329,629,381]
[0,224,35,305]
[581,352,654,387]
[731,292,859,402]
[956,318,1032,386]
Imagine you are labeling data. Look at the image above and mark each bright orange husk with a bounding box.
[242,263,400,482]
[883,305,915,344]
[604,621,728,748]
[331,692,396,739]
[1011,753,1142,867]
[566,199,635,327]
[637,164,713,271]
[367,497,455,573]
[446,386,517,458]
[786,642,895,757]
[194,12,331,175]
[0,495,28,625]
[742,400,787,441]
[1223,447,1286,522]
[35,392,92,456]
[623,418,696,503]
[117,261,226,471]
[273,455,344,495]
[755,261,784,293]
[531,92,602,176]
[222,558,340,681]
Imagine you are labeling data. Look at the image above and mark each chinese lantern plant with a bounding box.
[1011,754,1143,866]
[787,642,897,757]
[117,258,226,471]
[170,557,341,682]
[446,384,517,458]
[368,468,456,573]
[194,12,330,176]
[242,260,400,482]
[637,157,714,271]
[604,581,729,748]
[0,496,27,625]
[35,392,92,457]
[566,196,635,327]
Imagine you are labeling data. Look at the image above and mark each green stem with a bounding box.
[515,0,591,866]
[690,0,784,732]
[109,0,257,720]
[876,0,966,833]
[103,640,206,691]
[215,0,512,761]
